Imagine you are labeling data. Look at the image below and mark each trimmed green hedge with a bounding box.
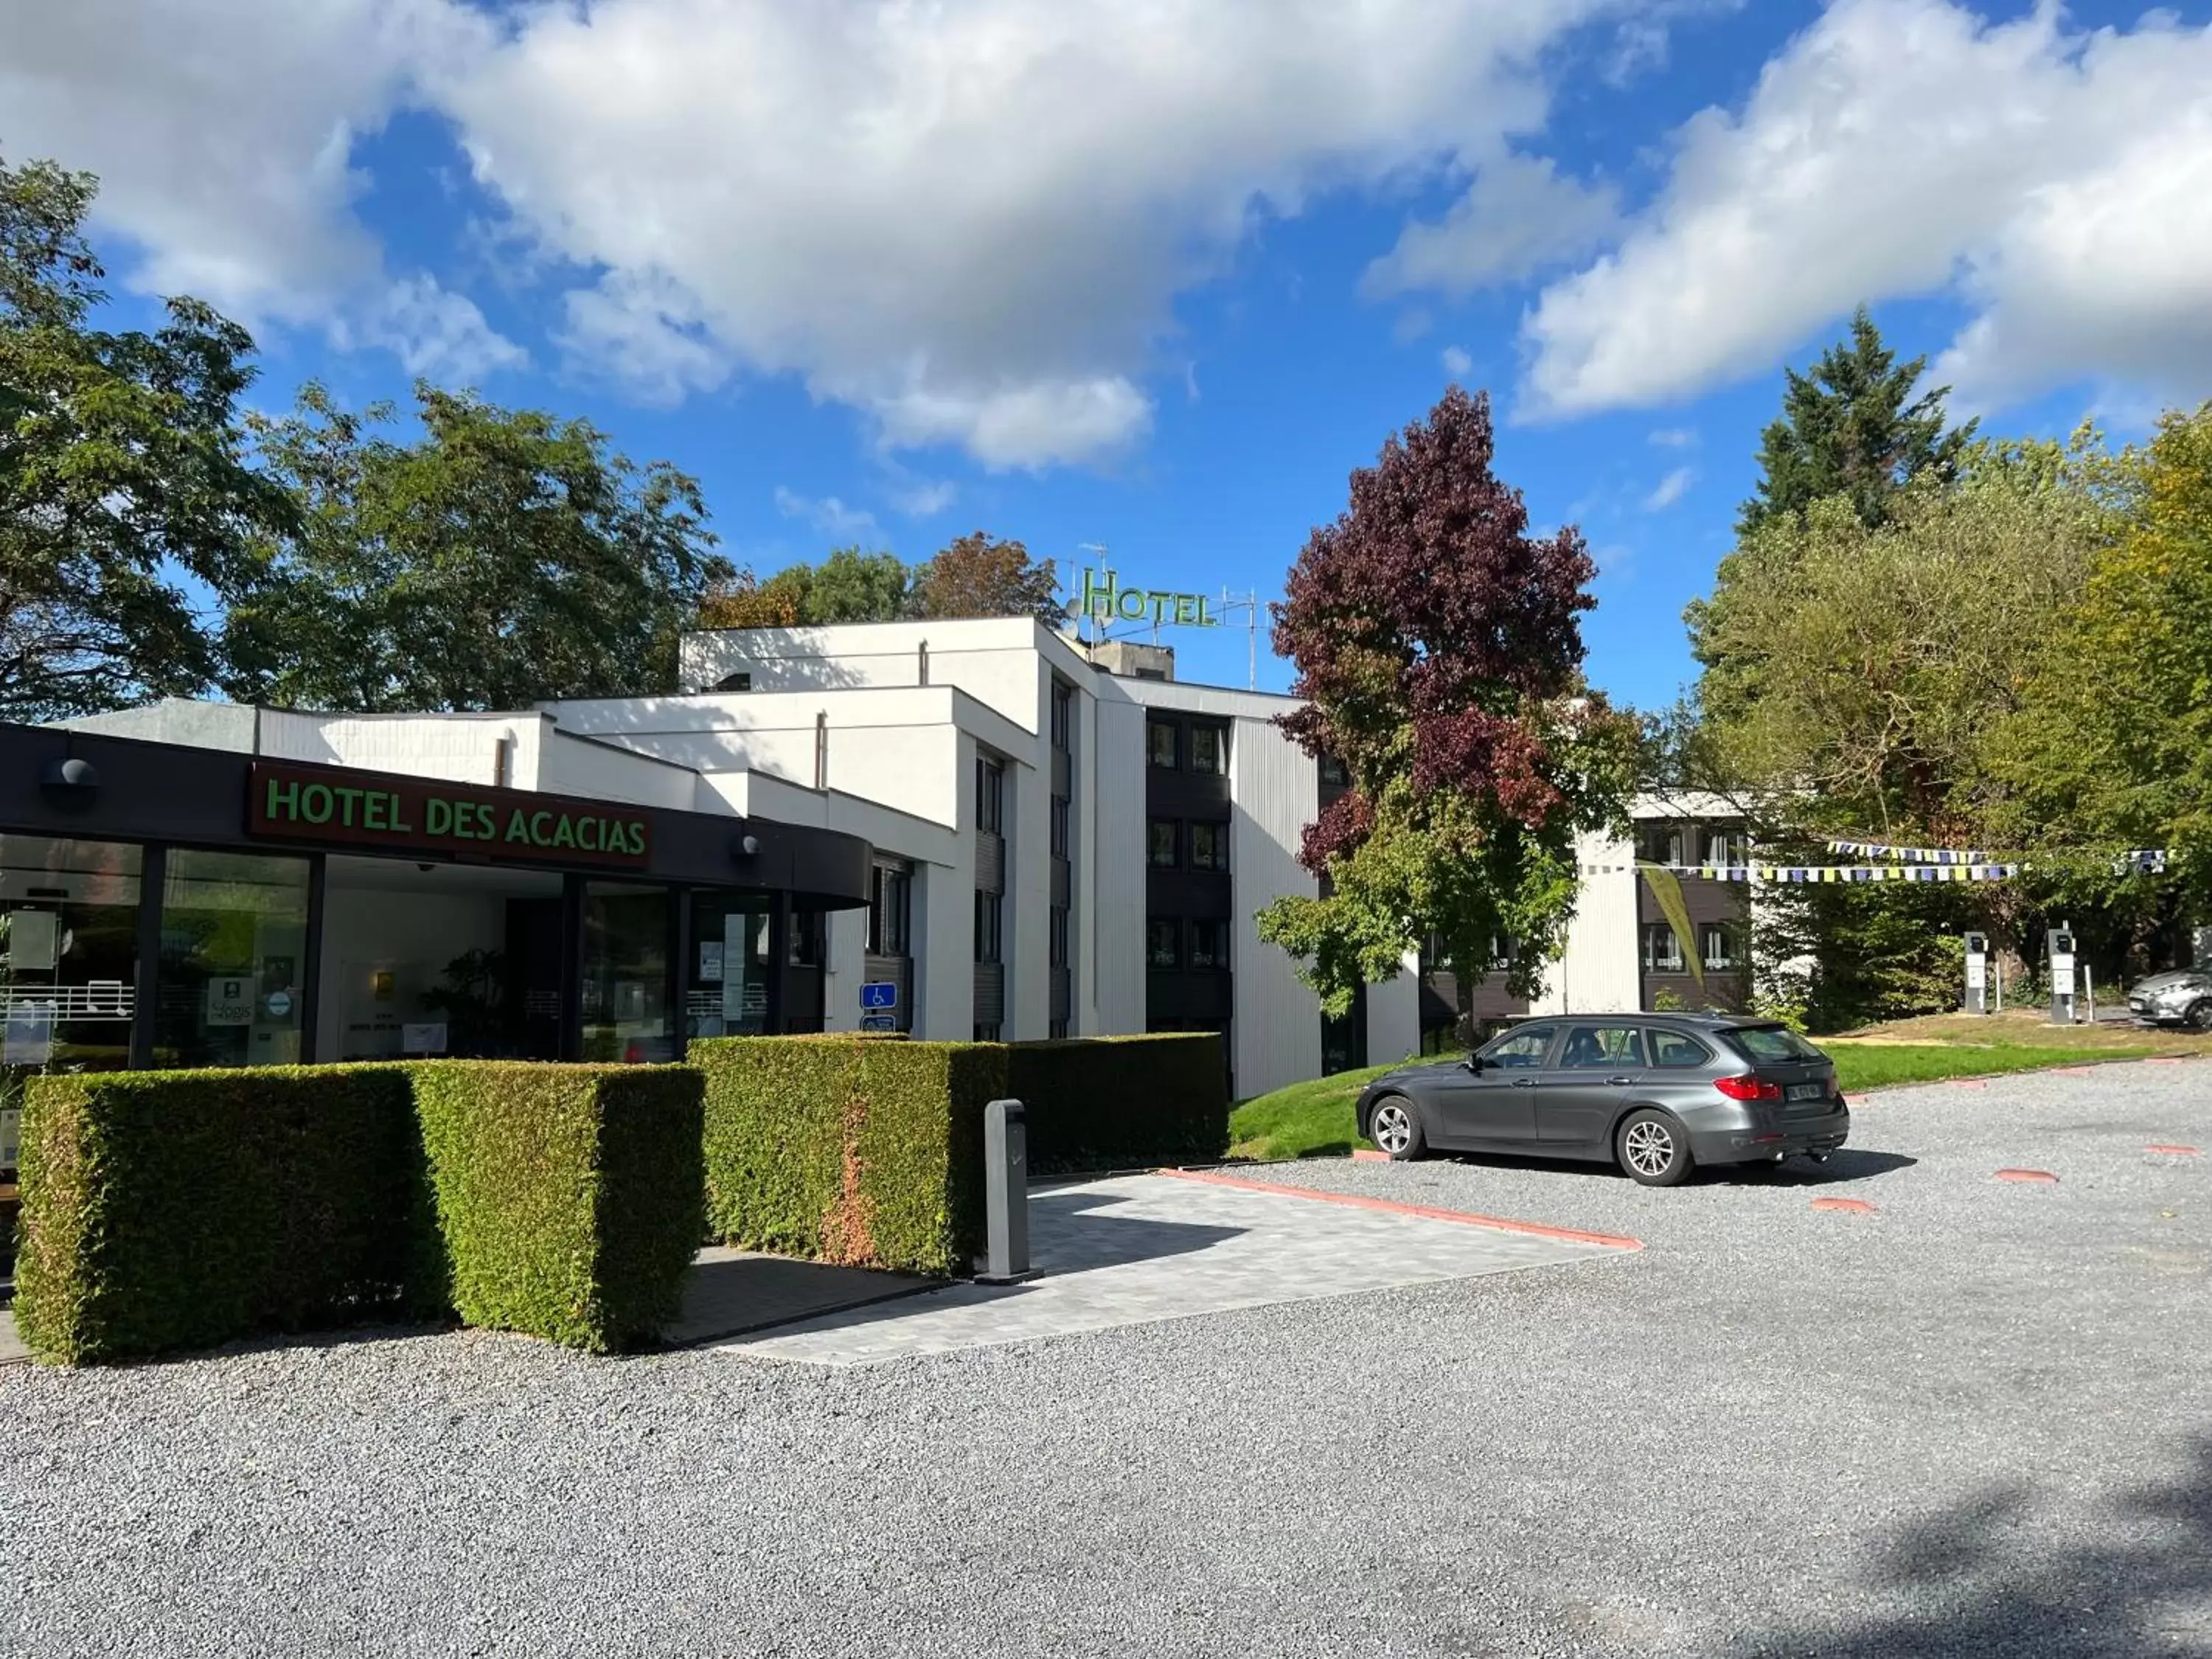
[13,1065,441,1366]
[1006,1034,1228,1175]
[692,1031,1229,1277]
[694,1036,995,1279]
[411,1062,703,1354]
[15,1060,703,1364]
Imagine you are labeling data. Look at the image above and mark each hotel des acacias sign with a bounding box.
[247,760,653,869]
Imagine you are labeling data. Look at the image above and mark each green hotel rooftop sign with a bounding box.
[1077,567,1219,628]
[248,760,652,869]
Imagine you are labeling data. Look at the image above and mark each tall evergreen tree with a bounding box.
[1737,307,1976,537]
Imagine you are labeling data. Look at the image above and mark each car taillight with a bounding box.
[1714,1074,1781,1102]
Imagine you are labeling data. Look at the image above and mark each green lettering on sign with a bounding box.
[1076,567,1221,630]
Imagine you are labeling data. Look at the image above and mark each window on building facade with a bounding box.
[1051,796,1070,858]
[1147,919,1180,970]
[1701,923,1738,970]
[1048,1018,1068,1040]
[1188,723,1227,775]
[974,891,1002,964]
[714,672,752,692]
[867,864,911,956]
[974,1021,1002,1042]
[1147,720,1179,769]
[787,911,824,968]
[1049,904,1069,969]
[1147,819,1179,868]
[1704,830,1745,867]
[975,757,1004,834]
[1319,754,1350,787]
[1642,922,1685,973]
[1189,821,1229,871]
[1639,824,1686,866]
[1051,681,1074,751]
[1189,919,1230,971]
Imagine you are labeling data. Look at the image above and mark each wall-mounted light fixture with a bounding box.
[39,755,100,802]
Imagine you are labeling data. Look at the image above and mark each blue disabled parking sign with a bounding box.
[860,981,899,1010]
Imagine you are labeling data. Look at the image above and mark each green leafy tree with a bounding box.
[801,546,910,622]
[1737,307,1978,538]
[1695,437,2118,838]
[224,383,730,710]
[0,155,292,718]
[1258,387,1641,1013]
[2004,404,2212,899]
[911,531,1062,626]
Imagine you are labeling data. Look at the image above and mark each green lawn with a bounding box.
[1225,1042,2154,1164]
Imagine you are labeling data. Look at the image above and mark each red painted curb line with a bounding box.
[1810,1197,1876,1214]
[1154,1166,1644,1251]
[2147,1144,2201,1156]
[2143,1057,2188,1066]
[1351,1148,1391,1163]
[1950,1079,1989,1089]
[2053,1066,2098,1077]
[1994,1168,2059,1183]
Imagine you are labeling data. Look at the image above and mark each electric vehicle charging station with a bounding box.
[2048,925,2078,1025]
[1964,931,1990,1015]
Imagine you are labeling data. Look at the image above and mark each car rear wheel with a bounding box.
[1616,1109,1694,1187]
[1369,1096,1426,1161]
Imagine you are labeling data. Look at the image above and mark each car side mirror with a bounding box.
[1463,1054,1483,1074]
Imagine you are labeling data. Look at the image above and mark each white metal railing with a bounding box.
[0,982,134,1020]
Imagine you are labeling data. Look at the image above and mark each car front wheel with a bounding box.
[1369,1096,1427,1161]
[1616,1109,1694,1187]
[2187,1001,2212,1032]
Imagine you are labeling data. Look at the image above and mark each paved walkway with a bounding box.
[715,1171,1638,1366]
[664,1247,934,1345]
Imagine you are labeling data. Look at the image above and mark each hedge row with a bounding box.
[692,1032,1228,1278]
[15,1061,702,1365]
[1003,1034,1228,1176]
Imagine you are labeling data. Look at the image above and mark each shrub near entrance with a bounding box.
[1007,1034,1228,1175]
[411,1062,705,1354]
[14,1065,440,1365]
[692,1032,1231,1277]
[693,1036,994,1279]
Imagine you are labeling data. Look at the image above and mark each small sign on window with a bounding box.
[205,977,254,1026]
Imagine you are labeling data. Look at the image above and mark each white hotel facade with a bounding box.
[48,617,1747,1102]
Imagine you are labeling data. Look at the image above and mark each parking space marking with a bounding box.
[1810,1197,1877,1214]
[1995,1167,2060,1183]
[2147,1144,2201,1155]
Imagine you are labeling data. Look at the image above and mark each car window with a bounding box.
[1559,1025,1645,1068]
[1482,1026,1556,1069]
[1724,1024,1826,1063]
[1649,1029,1714,1068]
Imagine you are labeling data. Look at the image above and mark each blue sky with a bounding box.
[10,0,2211,710]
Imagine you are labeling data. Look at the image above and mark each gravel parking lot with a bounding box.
[4,1061,2209,1658]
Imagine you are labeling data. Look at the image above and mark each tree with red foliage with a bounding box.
[1259,387,1640,1015]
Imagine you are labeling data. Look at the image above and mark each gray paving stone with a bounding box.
[715,1172,1634,1366]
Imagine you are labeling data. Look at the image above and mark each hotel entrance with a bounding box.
[0,723,877,1175]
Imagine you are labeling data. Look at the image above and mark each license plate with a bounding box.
[2130,999,2148,1012]
[1787,1082,1828,1102]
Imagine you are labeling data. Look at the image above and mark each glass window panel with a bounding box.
[689,892,771,1040]
[1,837,144,1172]
[1559,1025,1646,1068]
[1147,820,1178,868]
[1147,720,1179,769]
[156,848,310,1071]
[1147,919,1180,970]
[582,882,673,1062]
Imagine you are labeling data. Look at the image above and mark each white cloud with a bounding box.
[332,274,526,383]
[1648,426,1698,448]
[773,487,883,544]
[428,0,1642,466]
[1643,466,1694,510]
[1364,152,1620,299]
[0,0,515,376]
[887,476,959,518]
[1519,0,2212,420]
[1441,345,1475,378]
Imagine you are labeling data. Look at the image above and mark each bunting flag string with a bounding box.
[1582,861,2025,883]
[1826,838,2170,874]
